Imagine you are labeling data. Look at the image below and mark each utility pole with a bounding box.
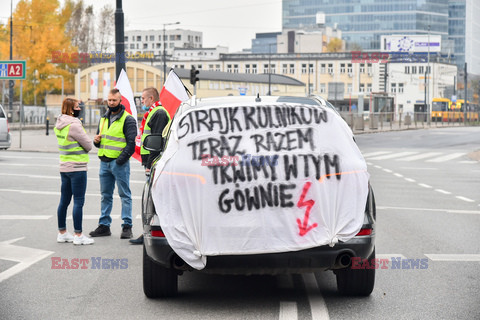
[115,0,125,80]
[163,22,180,85]
[464,63,467,123]
[268,43,274,96]
[9,0,13,121]
[427,25,431,125]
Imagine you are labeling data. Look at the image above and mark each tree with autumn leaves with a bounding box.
[0,0,77,105]
[0,0,114,105]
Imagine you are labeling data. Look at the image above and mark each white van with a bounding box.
[0,104,11,150]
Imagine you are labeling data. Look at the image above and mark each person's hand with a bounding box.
[94,134,101,144]
[145,168,151,174]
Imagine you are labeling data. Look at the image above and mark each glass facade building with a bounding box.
[282,0,449,51]
[448,1,466,68]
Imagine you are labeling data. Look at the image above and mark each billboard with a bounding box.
[381,35,441,53]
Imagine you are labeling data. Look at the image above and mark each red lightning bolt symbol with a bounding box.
[296,181,318,236]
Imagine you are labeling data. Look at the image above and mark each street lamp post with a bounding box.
[163,22,180,85]
[427,24,431,125]
[9,0,13,120]
[267,42,279,96]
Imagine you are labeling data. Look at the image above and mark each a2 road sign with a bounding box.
[0,60,26,80]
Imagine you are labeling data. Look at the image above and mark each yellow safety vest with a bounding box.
[54,125,89,163]
[140,106,170,155]
[98,111,128,158]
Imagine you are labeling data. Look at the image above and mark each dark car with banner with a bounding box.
[141,95,376,298]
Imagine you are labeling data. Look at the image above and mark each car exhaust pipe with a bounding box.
[172,254,188,271]
[335,252,353,268]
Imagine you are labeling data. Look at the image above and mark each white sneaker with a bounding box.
[73,234,95,245]
[57,232,74,243]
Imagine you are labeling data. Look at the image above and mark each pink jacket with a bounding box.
[55,115,93,172]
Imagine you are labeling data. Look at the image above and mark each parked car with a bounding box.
[0,104,11,150]
[141,95,376,298]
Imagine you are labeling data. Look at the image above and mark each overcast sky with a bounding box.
[0,0,282,52]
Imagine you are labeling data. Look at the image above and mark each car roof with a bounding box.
[191,95,339,115]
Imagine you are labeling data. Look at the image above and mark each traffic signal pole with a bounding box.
[190,66,199,95]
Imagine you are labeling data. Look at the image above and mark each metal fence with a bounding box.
[339,112,480,132]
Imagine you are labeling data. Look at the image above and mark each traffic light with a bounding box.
[190,66,200,85]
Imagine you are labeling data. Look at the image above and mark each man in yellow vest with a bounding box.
[90,88,137,239]
[130,87,170,245]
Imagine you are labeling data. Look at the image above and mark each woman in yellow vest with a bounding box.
[54,98,94,245]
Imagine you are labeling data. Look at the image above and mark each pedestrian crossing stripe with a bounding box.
[363,151,471,163]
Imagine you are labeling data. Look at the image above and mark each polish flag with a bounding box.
[159,70,190,118]
[115,69,141,162]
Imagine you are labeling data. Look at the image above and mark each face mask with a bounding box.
[109,105,121,113]
[73,109,81,117]
[142,105,149,111]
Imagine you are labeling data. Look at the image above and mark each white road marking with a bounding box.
[0,215,51,220]
[0,173,146,184]
[455,196,475,202]
[393,173,403,178]
[426,152,466,162]
[378,206,480,215]
[435,189,452,195]
[362,151,391,158]
[302,273,329,320]
[0,215,141,220]
[279,302,298,320]
[0,163,145,173]
[367,151,417,160]
[0,155,58,160]
[0,188,142,200]
[376,254,407,260]
[459,161,478,164]
[67,215,142,220]
[418,183,432,188]
[397,152,442,161]
[404,178,416,183]
[0,237,54,283]
[383,169,392,173]
[425,254,480,262]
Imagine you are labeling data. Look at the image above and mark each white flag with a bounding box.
[89,71,98,100]
[102,72,111,101]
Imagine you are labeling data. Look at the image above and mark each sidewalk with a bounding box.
[8,128,60,153]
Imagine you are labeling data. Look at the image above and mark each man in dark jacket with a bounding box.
[89,88,137,239]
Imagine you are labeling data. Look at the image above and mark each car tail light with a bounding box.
[356,228,372,236]
[6,118,9,132]
[151,229,165,237]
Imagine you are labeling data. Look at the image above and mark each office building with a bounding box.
[124,29,202,58]
[282,0,479,73]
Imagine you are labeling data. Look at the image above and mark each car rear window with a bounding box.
[0,107,5,118]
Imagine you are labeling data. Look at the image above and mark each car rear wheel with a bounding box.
[335,249,375,296]
[143,245,178,298]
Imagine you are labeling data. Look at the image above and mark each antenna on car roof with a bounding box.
[255,93,261,102]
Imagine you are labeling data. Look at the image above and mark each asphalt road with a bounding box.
[0,126,479,320]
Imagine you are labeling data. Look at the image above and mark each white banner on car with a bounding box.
[151,102,369,270]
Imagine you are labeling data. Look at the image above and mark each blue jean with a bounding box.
[57,171,87,233]
[99,160,132,227]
